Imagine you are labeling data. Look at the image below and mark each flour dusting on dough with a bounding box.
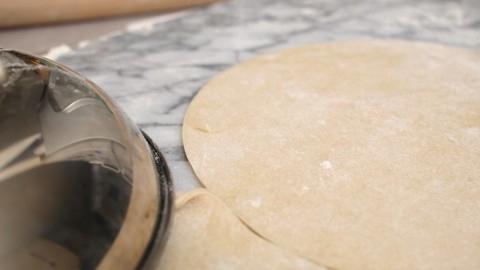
[249,197,263,208]
[320,160,333,170]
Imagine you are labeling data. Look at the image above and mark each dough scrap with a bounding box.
[183,40,480,270]
[158,189,324,270]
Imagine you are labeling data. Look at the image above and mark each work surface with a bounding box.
[56,0,480,192]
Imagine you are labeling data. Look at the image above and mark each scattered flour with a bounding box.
[42,44,72,60]
[320,160,333,170]
[249,197,263,208]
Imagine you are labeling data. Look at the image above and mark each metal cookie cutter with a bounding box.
[0,49,173,270]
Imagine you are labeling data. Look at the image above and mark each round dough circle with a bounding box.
[183,40,480,270]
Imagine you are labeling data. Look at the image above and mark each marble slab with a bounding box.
[57,0,480,192]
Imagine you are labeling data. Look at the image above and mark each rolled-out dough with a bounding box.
[158,189,324,270]
[183,40,480,270]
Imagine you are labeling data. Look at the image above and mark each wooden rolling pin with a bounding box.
[0,0,217,28]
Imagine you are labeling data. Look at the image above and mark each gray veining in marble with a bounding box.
[57,0,480,192]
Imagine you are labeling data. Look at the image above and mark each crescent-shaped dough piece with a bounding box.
[158,189,325,270]
[183,40,480,270]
